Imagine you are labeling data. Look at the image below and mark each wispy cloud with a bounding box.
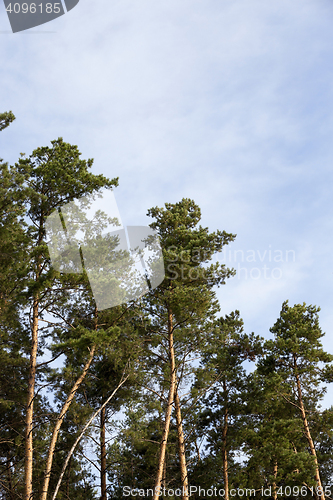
[1,0,333,360]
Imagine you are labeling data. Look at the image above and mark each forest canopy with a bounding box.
[1,112,333,500]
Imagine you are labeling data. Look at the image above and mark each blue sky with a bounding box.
[1,0,333,395]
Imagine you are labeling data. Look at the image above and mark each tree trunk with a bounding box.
[51,373,129,500]
[272,460,278,500]
[25,292,39,500]
[162,454,167,490]
[25,221,44,500]
[40,344,96,500]
[160,409,167,491]
[293,354,325,500]
[101,405,107,500]
[41,305,98,500]
[66,457,72,499]
[174,390,189,500]
[153,309,176,500]
[221,381,229,500]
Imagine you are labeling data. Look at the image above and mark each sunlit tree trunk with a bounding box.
[221,406,229,500]
[153,309,176,500]
[174,390,189,500]
[272,460,278,500]
[25,249,41,500]
[293,354,325,500]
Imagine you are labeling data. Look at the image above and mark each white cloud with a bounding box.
[1,0,333,354]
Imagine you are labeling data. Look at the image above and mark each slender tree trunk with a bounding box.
[51,373,130,500]
[25,222,44,500]
[40,344,96,500]
[162,454,167,490]
[66,457,71,499]
[194,440,201,462]
[174,390,189,500]
[25,292,39,500]
[159,408,167,490]
[100,405,107,500]
[153,309,176,500]
[293,354,325,500]
[272,460,278,500]
[221,381,229,500]
[41,306,98,500]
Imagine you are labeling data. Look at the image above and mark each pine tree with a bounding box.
[51,300,143,500]
[190,312,262,500]
[0,110,27,332]
[264,301,333,500]
[13,137,118,500]
[242,363,317,499]
[138,199,236,500]
[0,111,31,499]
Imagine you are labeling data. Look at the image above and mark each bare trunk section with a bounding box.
[153,309,176,500]
[51,373,129,500]
[25,221,44,500]
[100,405,107,500]
[25,293,39,500]
[40,344,96,500]
[293,354,325,500]
[174,390,189,500]
[221,381,229,500]
[272,461,278,500]
[66,457,71,499]
[162,455,167,490]
[41,306,98,500]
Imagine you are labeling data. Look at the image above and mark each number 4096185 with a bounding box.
[5,3,61,14]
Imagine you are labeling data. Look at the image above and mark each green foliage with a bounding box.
[0,111,15,132]
[189,312,263,495]
[2,115,333,498]
[107,404,178,496]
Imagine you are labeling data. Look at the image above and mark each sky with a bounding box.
[1,0,333,400]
